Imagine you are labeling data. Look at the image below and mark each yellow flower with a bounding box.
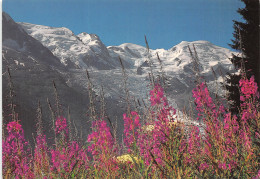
[116,154,140,164]
[168,121,179,127]
[143,125,155,132]
[142,120,181,132]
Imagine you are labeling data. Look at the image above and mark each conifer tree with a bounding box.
[226,0,259,114]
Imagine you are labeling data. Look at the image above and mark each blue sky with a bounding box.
[3,0,244,50]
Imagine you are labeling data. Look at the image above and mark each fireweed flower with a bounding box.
[218,162,227,170]
[55,116,69,136]
[87,120,118,174]
[239,76,259,119]
[123,111,141,150]
[87,120,115,156]
[50,141,89,175]
[238,76,259,154]
[2,76,259,178]
[7,121,22,133]
[199,162,209,171]
[186,126,201,165]
[239,76,259,100]
[150,84,168,106]
[191,77,260,177]
[192,82,215,112]
[51,116,90,176]
[3,121,34,178]
[34,134,50,177]
[137,84,179,168]
[192,82,222,121]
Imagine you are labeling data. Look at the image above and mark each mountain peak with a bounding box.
[19,22,75,37]
[173,40,212,48]
[77,32,101,45]
[19,22,116,69]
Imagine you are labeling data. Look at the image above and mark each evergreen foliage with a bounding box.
[226,0,259,114]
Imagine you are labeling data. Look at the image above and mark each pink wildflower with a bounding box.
[218,162,227,170]
[239,76,259,100]
[199,162,209,171]
[7,121,22,133]
[150,84,168,106]
[3,121,33,178]
[55,116,68,135]
[50,141,89,174]
[87,120,118,174]
[123,111,140,149]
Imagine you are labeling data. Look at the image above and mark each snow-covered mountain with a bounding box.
[108,40,234,74]
[3,12,236,143]
[69,40,235,111]
[19,22,234,77]
[18,22,235,103]
[19,22,120,69]
[106,41,235,107]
